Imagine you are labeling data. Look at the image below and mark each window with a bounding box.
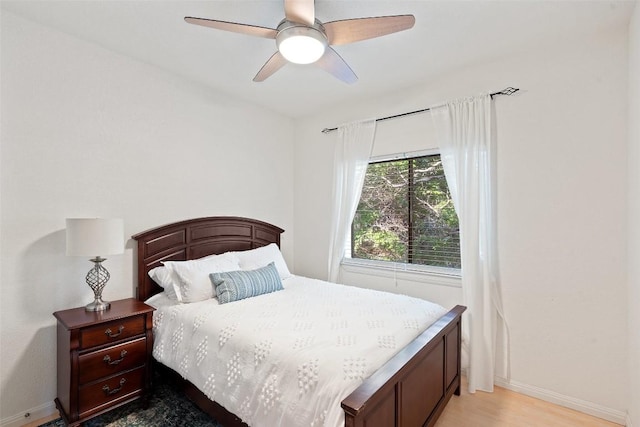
[350,153,461,270]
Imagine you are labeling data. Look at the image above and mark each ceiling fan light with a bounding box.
[276,26,327,65]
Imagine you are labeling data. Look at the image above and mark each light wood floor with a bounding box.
[26,380,621,427]
[435,378,622,427]
[22,412,58,427]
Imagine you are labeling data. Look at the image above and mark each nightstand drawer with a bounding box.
[78,337,147,385]
[78,366,145,417]
[80,315,145,348]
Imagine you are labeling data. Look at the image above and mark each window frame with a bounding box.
[343,149,462,281]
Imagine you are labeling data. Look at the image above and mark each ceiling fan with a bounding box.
[185,0,415,84]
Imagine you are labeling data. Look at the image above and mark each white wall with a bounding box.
[627,3,640,426]
[294,28,628,422]
[0,12,295,425]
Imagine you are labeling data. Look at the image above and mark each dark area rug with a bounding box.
[39,375,223,427]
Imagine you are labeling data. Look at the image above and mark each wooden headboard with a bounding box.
[131,217,284,301]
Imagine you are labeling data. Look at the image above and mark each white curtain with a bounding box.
[432,95,508,393]
[327,119,377,282]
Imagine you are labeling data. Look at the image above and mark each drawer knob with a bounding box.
[102,378,126,396]
[104,325,124,338]
[103,350,127,366]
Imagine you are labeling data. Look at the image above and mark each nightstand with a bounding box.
[54,298,155,426]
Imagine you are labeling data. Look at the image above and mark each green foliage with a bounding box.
[352,155,461,269]
[353,228,406,262]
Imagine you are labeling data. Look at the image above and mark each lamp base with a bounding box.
[85,297,111,312]
[85,256,111,312]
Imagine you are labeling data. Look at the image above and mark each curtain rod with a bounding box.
[320,87,520,134]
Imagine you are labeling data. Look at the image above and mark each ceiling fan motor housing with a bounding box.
[276,20,328,64]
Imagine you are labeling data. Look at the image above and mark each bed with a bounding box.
[132,216,465,427]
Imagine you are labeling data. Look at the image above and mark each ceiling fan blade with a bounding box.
[185,17,277,39]
[284,0,315,26]
[253,52,288,82]
[315,47,357,84]
[324,15,415,45]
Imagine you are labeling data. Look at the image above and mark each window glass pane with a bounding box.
[352,160,408,263]
[410,156,461,268]
[351,154,460,269]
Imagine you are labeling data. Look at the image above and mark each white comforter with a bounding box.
[150,276,447,427]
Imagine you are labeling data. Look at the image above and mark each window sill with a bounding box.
[340,258,462,288]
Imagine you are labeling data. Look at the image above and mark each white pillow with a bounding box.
[148,266,180,301]
[163,253,240,303]
[233,243,292,280]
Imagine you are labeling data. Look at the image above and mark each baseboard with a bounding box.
[0,401,57,427]
[494,377,627,425]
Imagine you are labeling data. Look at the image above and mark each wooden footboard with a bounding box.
[341,305,466,427]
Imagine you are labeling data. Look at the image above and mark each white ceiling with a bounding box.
[2,0,635,118]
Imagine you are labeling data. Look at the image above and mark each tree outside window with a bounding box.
[351,154,461,269]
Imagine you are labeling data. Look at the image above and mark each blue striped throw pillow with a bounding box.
[210,262,283,304]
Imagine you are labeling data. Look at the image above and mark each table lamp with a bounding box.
[66,218,124,311]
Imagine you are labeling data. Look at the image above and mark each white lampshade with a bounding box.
[66,218,124,256]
